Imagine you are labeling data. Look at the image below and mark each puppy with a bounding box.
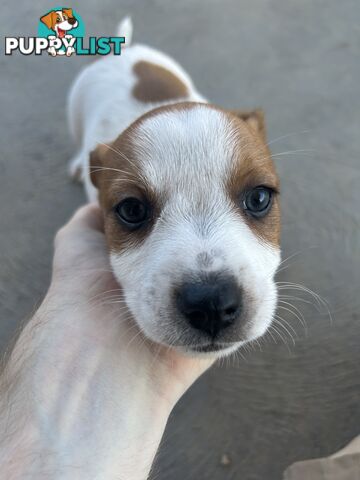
[40,8,78,38]
[68,17,281,357]
[40,8,78,56]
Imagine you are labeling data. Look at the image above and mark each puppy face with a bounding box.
[91,103,281,357]
[40,9,78,37]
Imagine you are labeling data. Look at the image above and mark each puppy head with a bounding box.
[90,103,280,357]
[40,9,78,36]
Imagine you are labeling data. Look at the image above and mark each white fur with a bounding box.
[68,18,280,357]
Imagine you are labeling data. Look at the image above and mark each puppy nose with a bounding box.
[177,279,242,337]
[68,17,76,25]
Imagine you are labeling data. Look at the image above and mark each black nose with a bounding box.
[68,17,76,25]
[177,278,242,337]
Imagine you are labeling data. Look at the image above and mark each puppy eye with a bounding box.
[115,198,149,228]
[243,187,274,218]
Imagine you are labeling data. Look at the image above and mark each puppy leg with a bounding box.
[64,35,76,57]
[47,35,58,56]
[68,153,85,183]
[68,151,98,203]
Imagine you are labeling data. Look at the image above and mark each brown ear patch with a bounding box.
[89,143,109,188]
[229,109,266,142]
[132,61,188,103]
[62,8,74,18]
[40,11,57,30]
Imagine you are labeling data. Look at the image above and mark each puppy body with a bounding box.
[68,18,206,201]
[68,18,281,357]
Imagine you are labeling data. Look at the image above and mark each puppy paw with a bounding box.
[66,46,76,57]
[47,46,57,56]
[69,155,85,183]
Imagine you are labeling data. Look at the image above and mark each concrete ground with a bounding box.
[1,1,360,478]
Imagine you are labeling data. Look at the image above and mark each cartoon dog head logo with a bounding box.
[38,7,83,56]
[40,8,78,38]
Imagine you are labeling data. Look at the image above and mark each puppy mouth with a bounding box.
[185,342,239,354]
[57,27,66,38]
[192,344,228,353]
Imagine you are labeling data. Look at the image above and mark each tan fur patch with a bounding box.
[132,61,188,103]
[225,111,281,247]
[90,132,161,254]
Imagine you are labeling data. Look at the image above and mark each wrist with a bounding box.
[0,311,173,479]
[0,292,210,479]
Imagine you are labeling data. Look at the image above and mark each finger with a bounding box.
[68,203,104,233]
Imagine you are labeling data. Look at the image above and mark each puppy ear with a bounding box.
[63,8,73,18]
[230,109,266,141]
[40,11,56,29]
[89,144,108,188]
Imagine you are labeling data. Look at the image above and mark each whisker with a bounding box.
[270,324,292,352]
[97,142,148,183]
[267,130,312,147]
[277,301,308,332]
[271,148,317,157]
[274,315,297,340]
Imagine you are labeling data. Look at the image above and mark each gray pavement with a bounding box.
[1,1,360,479]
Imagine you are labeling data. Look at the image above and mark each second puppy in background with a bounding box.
[68,17,281,357]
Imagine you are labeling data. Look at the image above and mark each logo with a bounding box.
[5,7,125,57]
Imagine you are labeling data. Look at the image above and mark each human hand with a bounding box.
[0,204,213,480]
